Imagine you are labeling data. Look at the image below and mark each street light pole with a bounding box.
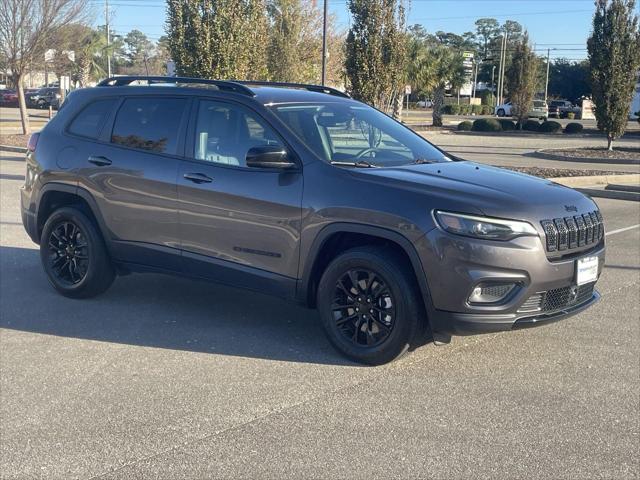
[105,0,111,78]
[544,48,551,102]
[321,0,328,86]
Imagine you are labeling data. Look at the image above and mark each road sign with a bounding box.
[405,85,412,95]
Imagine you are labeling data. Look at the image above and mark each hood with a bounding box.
[349,161,598,221]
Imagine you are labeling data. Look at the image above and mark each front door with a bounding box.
[177,99,303,297]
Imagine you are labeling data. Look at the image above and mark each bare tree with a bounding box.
[0,0,87,134]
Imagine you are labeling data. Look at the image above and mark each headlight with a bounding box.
[434,211,538,241]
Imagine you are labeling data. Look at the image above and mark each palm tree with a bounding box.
[407,37,466,127]
[74,28,117,86]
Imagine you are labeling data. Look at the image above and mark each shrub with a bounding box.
[566,112,576,120]
[450,104,461,115]
[480,91,496,106]
[471,104,483,115]
[458,104,470,115]
[520,119,540,131]
[441,105,452,114]
[498,119,516,130]
[481,105,493,115]
[564,122,584,134]
[472,118,502,132]
[457,120,473,131]
[539,120,563,133]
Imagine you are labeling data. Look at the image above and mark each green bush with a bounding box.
[471,104,483,115]
[480,91,496,106]
[450,104,461,115]
[457,120,473,131]
[539,120,563,133]
[472,118,502,132]
[564,122,584,134]
[481,105,493,115]
[566,112,576,120]
[520,119,540,131]
[459,104,470,115]
[498,119,516,131]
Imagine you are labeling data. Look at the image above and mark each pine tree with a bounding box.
[344,0,407,114]
[166,0,269,80]
[587,0,640,150]
[506,33,539,129]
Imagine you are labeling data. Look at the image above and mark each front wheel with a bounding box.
[497,108,506,117]
[317,246,422,365]
[40,207,115,298]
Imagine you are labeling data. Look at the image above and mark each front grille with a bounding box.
[541,210,603,253]
[517,283,595,314]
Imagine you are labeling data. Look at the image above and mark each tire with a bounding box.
[40,206,115,298]
[317,246,422,365]
[497,108,505,117]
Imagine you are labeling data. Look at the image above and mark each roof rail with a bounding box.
[96,76,255,97]
[235,81,350,98]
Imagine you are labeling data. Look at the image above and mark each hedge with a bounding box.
[521,119,540,131]
[457,120,473,131]
[472,118,502,132]
[498,119,516,131]
[471,104,483,115]
[564,122,584,134]
[539,120,563,133]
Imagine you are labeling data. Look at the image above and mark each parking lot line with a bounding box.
[605,224,640,236]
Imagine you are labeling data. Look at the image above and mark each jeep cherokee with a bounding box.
[21,76,605,364]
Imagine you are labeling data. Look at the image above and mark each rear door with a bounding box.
[177,98,303,297]
[75,95,190,270]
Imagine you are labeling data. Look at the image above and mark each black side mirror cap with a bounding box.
[246,145,297,170]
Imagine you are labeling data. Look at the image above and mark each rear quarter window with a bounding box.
[111,97,187,155]
[68,98,117,139]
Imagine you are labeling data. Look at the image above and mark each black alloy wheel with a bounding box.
[46,221,90,285]
[332,269,395,347]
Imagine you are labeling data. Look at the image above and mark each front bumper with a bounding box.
[414,228,605,335]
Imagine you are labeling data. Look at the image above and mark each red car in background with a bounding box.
[0,89,19,106]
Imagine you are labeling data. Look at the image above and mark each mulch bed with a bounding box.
[546,147,640,161]
[502,166,627,178]
[0,134,29,148]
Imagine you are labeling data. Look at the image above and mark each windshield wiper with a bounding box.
[330,160,379,168]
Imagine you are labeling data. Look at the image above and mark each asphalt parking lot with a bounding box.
[1,149,639,479]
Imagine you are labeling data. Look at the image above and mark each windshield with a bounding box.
[270,102,452,167]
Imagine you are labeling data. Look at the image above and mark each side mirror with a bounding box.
[246,145,296,169]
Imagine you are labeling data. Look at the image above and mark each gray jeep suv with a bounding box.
[21,76,605,364]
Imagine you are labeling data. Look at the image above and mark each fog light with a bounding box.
[468,283,516,304]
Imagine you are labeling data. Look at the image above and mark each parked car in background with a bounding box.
[495,100,548,120]
[30,87,62,109]
[416,99,433,108]
[0,89,18,106]
[548,100,573,118]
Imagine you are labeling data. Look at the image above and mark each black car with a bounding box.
[20,76,604,364]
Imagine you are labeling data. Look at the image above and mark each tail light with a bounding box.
[27,132,39,152]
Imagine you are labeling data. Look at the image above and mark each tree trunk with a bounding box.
[432,86,445,127]
[607,135,613,151]
[16,75,31,136]
[392,91,403,120]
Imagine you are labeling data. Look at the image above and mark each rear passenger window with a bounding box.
[111,97,187,154]
[68,99,116,139]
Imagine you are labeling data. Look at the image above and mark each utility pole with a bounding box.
[105,0,111,78]
[544,48,551,102]
[498,33,508,105]
[496,35,504,105]
[321,0,328,86]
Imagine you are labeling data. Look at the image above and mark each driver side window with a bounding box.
[194,100,283,167]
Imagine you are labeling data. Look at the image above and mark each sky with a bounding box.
[86,0,638,62]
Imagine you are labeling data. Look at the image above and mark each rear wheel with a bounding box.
[40,207,115,298]
[497,108,506,117]
[317,246,422,365]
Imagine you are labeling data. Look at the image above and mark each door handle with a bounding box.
[183,172,213,184]
[88,155,112,167]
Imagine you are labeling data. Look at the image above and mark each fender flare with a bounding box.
[297,222,435,314]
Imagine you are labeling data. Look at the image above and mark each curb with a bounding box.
[0,145,27,154]
[550,174,640,188]
[529,149,640,165]
[576,187,640,202]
